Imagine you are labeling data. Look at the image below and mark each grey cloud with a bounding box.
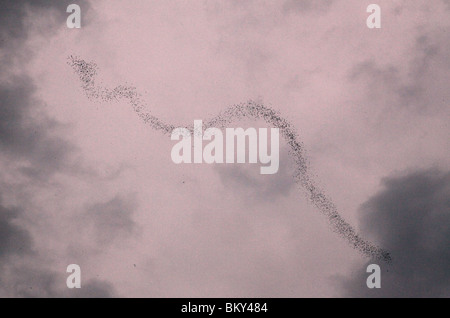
[0,0,118,298]
[0,0,90,72]
[216,150,295,203]
[82,195,138,247]
[444,0,450,10]
[340,169,450,297]
[0,191,128,297]
[0,202,32,259]
[283,0,334,14]
[349,31,448,114]
[68,279,117,298]
[5,266,116,298]
[0,0,92,177]
[0,0,90,46]
[0,189,120,298]
[6,266,61,298]
[0,76,74,178]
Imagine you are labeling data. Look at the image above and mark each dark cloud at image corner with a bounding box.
[341,169,450,297]
[0,0,89,44]
[0,0,92,170]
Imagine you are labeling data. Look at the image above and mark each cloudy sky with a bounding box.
[0,0,449,297]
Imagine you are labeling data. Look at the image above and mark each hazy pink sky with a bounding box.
[0,0,449,297]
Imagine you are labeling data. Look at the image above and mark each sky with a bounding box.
[0,0,449,297]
